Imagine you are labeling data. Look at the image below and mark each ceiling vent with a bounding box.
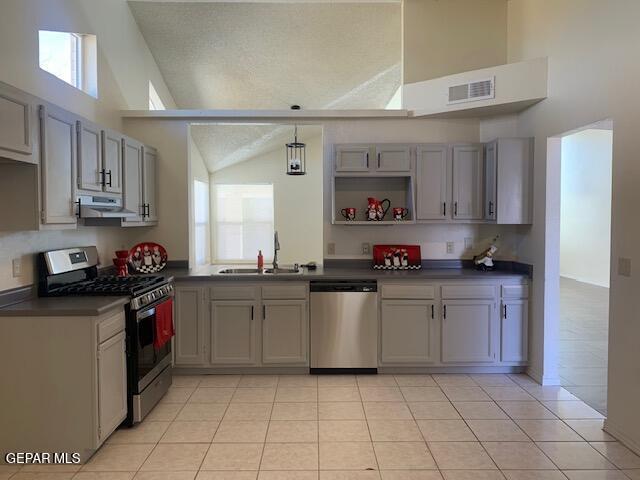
[448,77,495,104]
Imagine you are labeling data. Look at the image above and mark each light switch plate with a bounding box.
[327,243,336,255]
[618,257,632,277]
[446,242,455,254]
[12,258,21,278]
[362,243,371,255]
[464,237,474,250]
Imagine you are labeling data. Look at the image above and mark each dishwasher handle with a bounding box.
[310,281,377,293]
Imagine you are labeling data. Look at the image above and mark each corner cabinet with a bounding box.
[174,285,207,366]
[0,82,38,164]
[142,146,158,222]
[39,104,78,226]
[97,330,127,443]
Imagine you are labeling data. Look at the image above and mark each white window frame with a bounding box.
[193,179,210,266]
[212,183,274,264]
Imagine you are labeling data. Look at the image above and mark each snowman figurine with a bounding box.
[152,246,163,266]
[143,245,153,267]
[474,236,500,271]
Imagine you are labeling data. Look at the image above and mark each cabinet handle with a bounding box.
[443,202,446,216]
[454,202,458,216]
[251,306,254,320]
[75,198,82,219]
[263,305,266,319]
[443,304,447,319]
[377,152,381,169]
[366,152,369,168]
[489,201,494,217]
[503,304,507,319]
[99,169,106,187]
[106,170,113,187]
[431,304,435,319]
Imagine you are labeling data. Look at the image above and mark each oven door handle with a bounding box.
[137,307,156,322]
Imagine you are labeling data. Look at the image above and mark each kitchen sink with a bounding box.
[218,268,262,274]
[264,267,302,274]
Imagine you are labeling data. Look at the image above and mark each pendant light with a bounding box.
[286,106,306,175]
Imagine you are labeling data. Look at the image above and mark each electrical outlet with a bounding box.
[327,242,336,255]
[362,243,371,255]
[12,258,21,278]
[446,242,455,254]
[464,237,474,250]
[618,257,632,277]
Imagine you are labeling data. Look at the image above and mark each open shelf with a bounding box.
[332,175,415,224]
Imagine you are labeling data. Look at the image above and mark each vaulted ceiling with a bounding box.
[128,1,401,110]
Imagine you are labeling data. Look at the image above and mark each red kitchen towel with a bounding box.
[154,298,174,349]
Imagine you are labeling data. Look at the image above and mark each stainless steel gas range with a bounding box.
[38,246,174,425]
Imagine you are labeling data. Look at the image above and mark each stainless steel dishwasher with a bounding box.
[310,280,378,372]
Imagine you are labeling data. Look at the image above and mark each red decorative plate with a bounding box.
[372,245,422,270]
[128,242,168,273]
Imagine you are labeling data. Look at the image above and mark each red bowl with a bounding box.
[115,250,129,259]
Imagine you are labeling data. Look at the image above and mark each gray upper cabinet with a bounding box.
[380,299,438,364]
[39,104,78,225]
[484,141,497,221]
[262,300,308,364]
[452,144,483,220]
[441,299,496,363]
[335,145,371,172]
[416,144,450,220]
[142,145,158,222]
[174,285,206,366]
[375,145,412,172]
[210,300,257,365]
[122,136,144,223]
[0,82,37,164]
[485,138,534,224]
[77,119,103,192]
[102,128,124,194]
[97,330,127,443]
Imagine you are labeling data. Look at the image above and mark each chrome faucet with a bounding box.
[273,231,280,270]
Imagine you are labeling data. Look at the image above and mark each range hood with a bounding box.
[77,195,137,219]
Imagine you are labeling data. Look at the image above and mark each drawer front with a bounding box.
[381,284,435,300]
[262,284,308,300]
[502,284,529,299]
[210,285,259,300]
[441,284,496,299]
[98,311,126,343]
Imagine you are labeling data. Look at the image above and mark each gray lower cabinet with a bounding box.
[441,300,497,363]
[262,300,308,364]
[380,300,437,364]
[174,285,206,365]
[210,300,258,365]
[97,330,127,443]
[501,299,529,362]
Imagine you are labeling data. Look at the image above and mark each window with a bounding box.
[39,30,97,97]
[149,81,166,110]
[213,184,274,262]
[194,180,210,266]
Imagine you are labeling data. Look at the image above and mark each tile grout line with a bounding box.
[358,375,382,479]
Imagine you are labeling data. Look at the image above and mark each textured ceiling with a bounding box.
[191,124,322,172]
[128,1,401,109]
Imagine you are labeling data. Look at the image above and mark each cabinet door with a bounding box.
[262,300,308,364]
[122,137,143,223]
[375,145,411,172]
[501,299,529,362]
[441,300,496,363]
[416,144,450,220]
[39,104,78,225]
[142,145,158,222]
[210,301,257,365]
[97,331,127,443]
[484,141,497,221]
[77,119,103,192]
[102,129,123,194]
[174,286,206,365]
[335,145,371,172]
[381,300,437,364]
[0,83,36,164]
[495,138,533,224]
[452,144,483,220]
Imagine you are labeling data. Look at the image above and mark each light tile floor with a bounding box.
[6,373,639,480]
[559,277,609,414]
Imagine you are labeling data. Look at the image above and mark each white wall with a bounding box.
[211,132,324,265]
[507,0,640,452]
[188,133,211,267]
[0,0,175,291]
[560,129,613,287]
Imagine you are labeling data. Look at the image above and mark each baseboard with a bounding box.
[604,418,640,456]
[526,366,562,386]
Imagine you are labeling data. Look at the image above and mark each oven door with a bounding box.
[134,297,172,393]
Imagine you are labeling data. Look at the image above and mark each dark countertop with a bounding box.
[0,296,130,317]
[163,264,529,282]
